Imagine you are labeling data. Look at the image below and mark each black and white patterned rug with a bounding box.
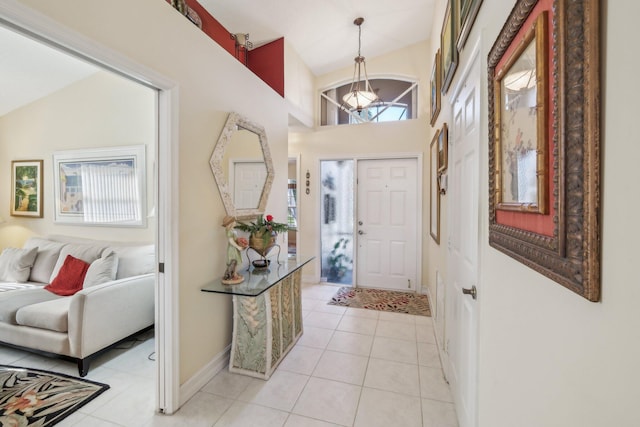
[0,365,109,426]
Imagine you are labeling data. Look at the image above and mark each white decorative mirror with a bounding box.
[210,112,274,219]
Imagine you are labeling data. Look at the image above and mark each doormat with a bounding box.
[0,365,109,426]
[328,287,431,316]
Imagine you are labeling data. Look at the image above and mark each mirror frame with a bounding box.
[210,112,274,219]
[487,0,600,301]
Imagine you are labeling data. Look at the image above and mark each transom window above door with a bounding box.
[320,78,418,126]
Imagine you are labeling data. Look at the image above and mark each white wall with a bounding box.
[15,0,290,385]
[426,0,640,425]
[284,41,314,127]
[0,71,155,247]
[424,0,451,349]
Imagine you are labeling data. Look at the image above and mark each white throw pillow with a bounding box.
[0,247,38,283]
[111,244,155,279]
[23,238,66,283]
[83,250,119,288]
[49,243,106,283]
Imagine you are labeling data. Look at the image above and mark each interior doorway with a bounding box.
[0,10,178,414]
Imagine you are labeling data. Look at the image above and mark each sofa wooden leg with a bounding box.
[78,358,90,377]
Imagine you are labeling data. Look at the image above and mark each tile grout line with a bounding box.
[416,315,426,427]
[281,299,343,426]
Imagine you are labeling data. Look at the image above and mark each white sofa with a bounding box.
[0,235,155,376]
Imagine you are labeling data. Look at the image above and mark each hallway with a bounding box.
[148,283,457,427]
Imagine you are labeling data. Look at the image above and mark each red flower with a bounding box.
[266,214,274,222]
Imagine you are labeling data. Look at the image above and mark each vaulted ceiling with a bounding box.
[199,0,436,76]
[0,25,98,117]
[0,1,436,117]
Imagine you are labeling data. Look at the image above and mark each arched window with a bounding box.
[320,78,418,126]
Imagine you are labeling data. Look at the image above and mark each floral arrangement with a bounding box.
[235,214,288,246]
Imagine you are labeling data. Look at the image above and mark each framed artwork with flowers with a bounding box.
[493,12,548,214]
[11,160,43,218]
[487,0,601,301]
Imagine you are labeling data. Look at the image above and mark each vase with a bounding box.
[249,231,276,256]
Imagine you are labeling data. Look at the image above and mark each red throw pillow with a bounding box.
[45,255,90,296]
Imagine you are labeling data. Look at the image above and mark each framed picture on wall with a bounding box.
[487,0,601,301]
[52,145,146,227]
[438,123,448,174]
[430,130,441,243]
[457,0,484,50]
[11,160,43,218]
[493,12,548,214]
[430,49,442,126]
[441,0,458,94]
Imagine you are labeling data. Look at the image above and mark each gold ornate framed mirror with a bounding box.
[210,112,274,219]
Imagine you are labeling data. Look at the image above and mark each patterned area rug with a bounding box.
[328,287,431,316]
[0,365,109,426]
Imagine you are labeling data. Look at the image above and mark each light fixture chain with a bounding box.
[358,23,362,57]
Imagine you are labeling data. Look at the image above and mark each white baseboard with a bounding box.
[179,345,230,407]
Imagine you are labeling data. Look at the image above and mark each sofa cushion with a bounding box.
[83,250,118,287]
[0,289,60,325]
[111,244,155,279]
[0,247,38,283]
[15,298,71,332]
[23,238,66,284]
[49,243,106,283]
[46,255,90,296]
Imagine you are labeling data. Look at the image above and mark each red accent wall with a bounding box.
[248,38,285,98]
[166,1,283,96]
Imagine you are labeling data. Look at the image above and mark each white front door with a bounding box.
[356,158,418,291]
[446,53,481,427]
[233,161,267,209]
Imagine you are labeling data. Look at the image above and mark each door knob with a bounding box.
[358,230,366,235]
[462,285,477,300]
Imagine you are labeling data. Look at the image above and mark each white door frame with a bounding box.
[0,2,180,414]
[445,37,482,427]
[315,153,423,289]
[288,155,301,258]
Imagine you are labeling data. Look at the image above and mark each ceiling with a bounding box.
[0,0,435,117]
[198,0,436,76]
[0,25,98,117]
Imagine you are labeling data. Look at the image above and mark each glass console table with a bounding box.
[201,257,313,379]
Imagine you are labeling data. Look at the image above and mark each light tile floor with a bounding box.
[148,283,458,427]
[0,283,459,426]
[0,328,156,427]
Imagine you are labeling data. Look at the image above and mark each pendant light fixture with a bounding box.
[343,17,378,112]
